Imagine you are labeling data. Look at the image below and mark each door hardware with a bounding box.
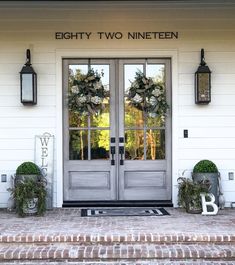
[119,137,124,143]
[110,146,115,165]
[119,146,124,165]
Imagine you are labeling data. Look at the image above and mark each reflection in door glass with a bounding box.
[68,64,110,128]
[68,63,110,160]
[91,130,109,159]
[146,64,165,83]
[69,130,88,160]
[146,129,165,160]
[69,111,88,128]
[90,64,110,127]
[147,115,165,128]
[124,65,144,128]
[124,63,166,160]
[125,130,144,160]
[125,106,144,128]
[68,65,89,128]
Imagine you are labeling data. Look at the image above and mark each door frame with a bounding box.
[55,49,179,207]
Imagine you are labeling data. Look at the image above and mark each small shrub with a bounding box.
[16,162,41,175]
[193,160,218,173]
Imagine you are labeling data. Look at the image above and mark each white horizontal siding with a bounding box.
[0,106,56,117]
[179,84,235,95]
[179,95,235,106]
[0,96,56,107]
[179,106,235,116]
[0,117,56,128]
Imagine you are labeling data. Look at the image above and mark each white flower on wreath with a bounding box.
[77,95,87,103]
[132,94,143,103]
[149,96,157,106]
[71,86,79,94]
[148,112,157,118]
[152,88,161,97]
[90,96,102,105]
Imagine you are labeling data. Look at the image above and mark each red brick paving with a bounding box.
[0,208,235,264]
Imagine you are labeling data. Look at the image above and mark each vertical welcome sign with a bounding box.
[35,132,54,209]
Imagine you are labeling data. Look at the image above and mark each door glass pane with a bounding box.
[68,64,89,127]
[125,130,144,160]
[147,115,165,128]
[146,64,165,83]
[124,63,167,160]
[90,64,110,128]
[68,63,111,161]
[69,130,88,160]
[146,129,165,160]
[124,64,144,127]
[125,106,145,128]
[91,130,110,159]
[69,111,88,128]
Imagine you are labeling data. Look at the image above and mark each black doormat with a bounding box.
[81,208,170,217]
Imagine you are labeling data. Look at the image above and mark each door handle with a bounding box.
[119,146,124,165]
[110,146,115,165]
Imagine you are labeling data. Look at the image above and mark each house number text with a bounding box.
[55,31,179,40]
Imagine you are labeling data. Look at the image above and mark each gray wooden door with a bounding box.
[63,59,171,202]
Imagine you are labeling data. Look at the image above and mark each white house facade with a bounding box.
[0,0,235,208]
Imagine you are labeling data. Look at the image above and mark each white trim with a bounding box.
[55,48,179,207]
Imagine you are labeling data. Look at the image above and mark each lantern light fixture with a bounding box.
[195,48,211,104]
[20,49,37,105]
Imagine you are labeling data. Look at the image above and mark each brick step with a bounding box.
[2,261,235,265]
[1,233,234,244]
[0,243,235,262]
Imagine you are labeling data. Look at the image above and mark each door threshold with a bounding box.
[63,200,173,207]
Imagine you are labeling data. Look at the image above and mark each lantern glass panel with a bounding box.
[21,73,33,102]
[197,73,210,103]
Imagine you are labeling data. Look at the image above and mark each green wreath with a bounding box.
[126,71,169,120]
[68,69,108,115]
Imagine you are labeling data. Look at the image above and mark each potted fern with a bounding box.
[192,160,220,205]
[178,177,210,213]
[10,161,47,217]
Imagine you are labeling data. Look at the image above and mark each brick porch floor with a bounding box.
[0,207,235,264]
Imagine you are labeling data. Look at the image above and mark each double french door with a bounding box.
[63,58,171,202]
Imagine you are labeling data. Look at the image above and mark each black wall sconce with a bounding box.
[195,49,211,104]
[20,49,37,105]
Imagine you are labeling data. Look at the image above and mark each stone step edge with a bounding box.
[0,233,234,244]
[0,243,235,261]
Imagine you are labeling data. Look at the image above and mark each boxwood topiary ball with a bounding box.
[16,161,41,175]
[193,159,218,173]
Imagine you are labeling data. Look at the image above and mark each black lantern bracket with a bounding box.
[195,48,211,104]
[20,49,37,105]
[25,49,31,66]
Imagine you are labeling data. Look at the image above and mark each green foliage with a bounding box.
[177,177,210,212]
[126,71,169,121]
[9,177,47,217]
[68,69,109,116]
[16,161,41,175]
[193,160,218,173]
